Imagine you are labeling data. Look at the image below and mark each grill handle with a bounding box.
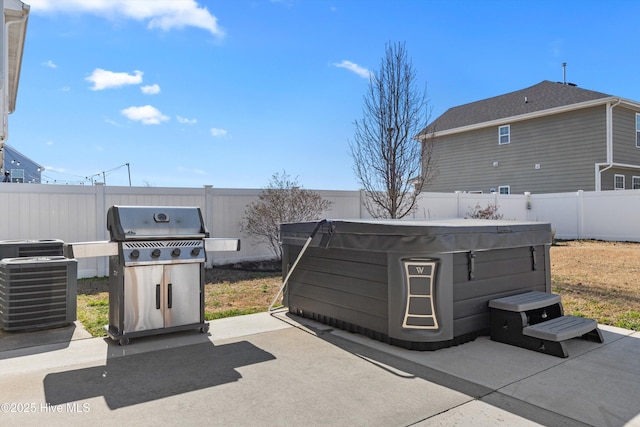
[168,284,172,308]
[156,285,161,309]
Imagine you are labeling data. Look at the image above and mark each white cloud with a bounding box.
[121,105,169,125]
[104,117,121,127]
[333,60,371,79]
[141,84,161,95]
[210,128,228,137]
[549,39,564,58]
[177,116,197,124]
[86,68,143,91]
[176,166,207,175]
[29,0,224,37]
[42,59,57,68]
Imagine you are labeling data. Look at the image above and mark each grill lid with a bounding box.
[107,205,209,241]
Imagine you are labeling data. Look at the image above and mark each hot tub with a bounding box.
[280,219,552,350]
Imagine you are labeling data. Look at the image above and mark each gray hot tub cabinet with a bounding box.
[280,219,552,350]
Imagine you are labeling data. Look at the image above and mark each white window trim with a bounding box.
[498,185,510,195]
[633,175,640,190]
[636,113,640,148]
[499,125,510,145]
[614,174,625,190]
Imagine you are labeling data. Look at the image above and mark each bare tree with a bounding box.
[350,41,436,219]
[240,171,332,260]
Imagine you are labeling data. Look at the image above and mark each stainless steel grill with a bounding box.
[99,205,239,345]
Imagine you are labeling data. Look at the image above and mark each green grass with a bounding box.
[204,308,263,321]
[77,295,109,337]
[615,311,640,331]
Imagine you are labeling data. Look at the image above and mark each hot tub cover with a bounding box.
[280,219,552,253]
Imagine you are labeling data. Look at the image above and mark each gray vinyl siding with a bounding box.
[598,107,640,190]
[601,167,640,190]
[424,106,608,194]
[612,106,640,164]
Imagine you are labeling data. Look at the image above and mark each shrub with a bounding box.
[240,171,332,260]
[465,202,503,220]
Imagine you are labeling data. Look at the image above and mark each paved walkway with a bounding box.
[1,312,639,426]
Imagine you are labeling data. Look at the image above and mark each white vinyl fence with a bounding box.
[414,190,640,242]
[1,183,638,277]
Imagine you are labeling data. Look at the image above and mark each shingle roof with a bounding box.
[427,80,612,133]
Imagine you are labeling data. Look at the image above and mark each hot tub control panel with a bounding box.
[402,259,439,330]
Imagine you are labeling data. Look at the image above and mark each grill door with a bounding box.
[124,265,165,332]
[163,264,201,328]
[123,263,201,333]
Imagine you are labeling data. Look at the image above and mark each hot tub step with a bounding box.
[523,315,602,342]
[489,291,603,358]
[488,291,561,312]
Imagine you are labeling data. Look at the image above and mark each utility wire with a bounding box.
[40,163,130,185]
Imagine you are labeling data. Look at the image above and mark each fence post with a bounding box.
[203,185,214,268]
[203,185,214,233]
[576,190,584,239]
[95,183,108,276]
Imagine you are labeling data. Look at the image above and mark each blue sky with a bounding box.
[8,0,640,189]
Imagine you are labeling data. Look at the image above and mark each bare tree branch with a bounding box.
[349,41,437,219]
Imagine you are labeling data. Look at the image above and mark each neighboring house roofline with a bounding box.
[2,143,43,170]
[417,80,640,140]
[424,96,640,139]
[4,0,30,114]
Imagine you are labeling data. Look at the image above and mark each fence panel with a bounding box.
[581,190,640,241]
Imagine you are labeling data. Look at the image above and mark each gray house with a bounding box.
[2,144,42,183]
[419,80,640,194]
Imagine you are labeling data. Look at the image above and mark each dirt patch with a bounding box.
[212,259,281,272]
[77,278,109,295]
[204,261,282,320]
[551,240,640,329]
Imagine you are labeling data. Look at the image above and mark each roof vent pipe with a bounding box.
[562,62,567,85]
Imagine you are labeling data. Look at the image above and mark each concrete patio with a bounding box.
[1,311,639,426]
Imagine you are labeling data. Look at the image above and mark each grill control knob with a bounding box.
[171,248,181,257]
[151,249,162,258]
[191,248,201,257]
[130,249,140,259]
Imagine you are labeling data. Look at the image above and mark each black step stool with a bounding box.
[489,291,603,358]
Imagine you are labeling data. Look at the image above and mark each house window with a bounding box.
[633,176,640,190]
[614,174,625,190]
[499,125,510,145]
[636,113,640,148]
[498,185,510,195]
[9,169,24,183]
